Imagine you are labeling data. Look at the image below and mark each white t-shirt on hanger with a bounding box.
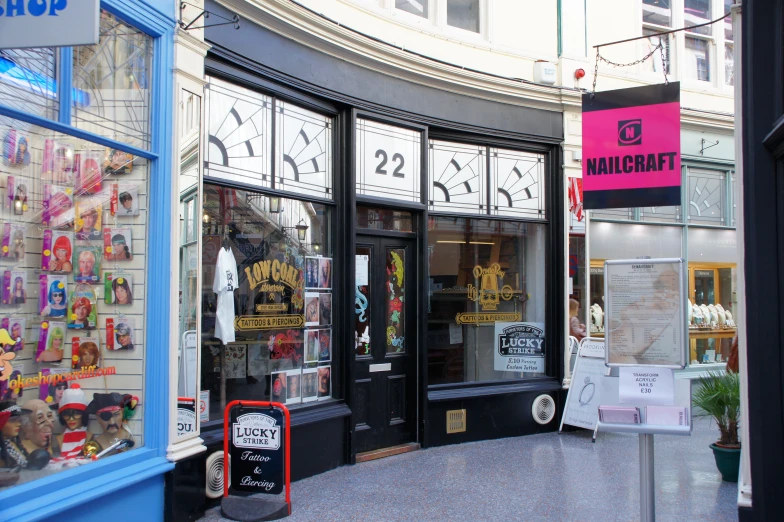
[213,247,238,344]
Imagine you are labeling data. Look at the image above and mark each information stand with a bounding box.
[560,337,608,432]
[222,400,292,521]
[599,258,690,522]
[596,377,692,522]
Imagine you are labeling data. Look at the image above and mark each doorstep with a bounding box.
[356,443,420,463]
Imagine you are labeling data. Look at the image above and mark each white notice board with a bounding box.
[604,258,687,369]
[560,338,608,432]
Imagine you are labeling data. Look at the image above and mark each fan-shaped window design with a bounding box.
[490,147,545,219]
[429,140,485,215]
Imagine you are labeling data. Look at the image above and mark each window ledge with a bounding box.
[428,378,562,402]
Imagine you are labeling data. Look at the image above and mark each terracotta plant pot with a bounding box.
[710,443,740,482]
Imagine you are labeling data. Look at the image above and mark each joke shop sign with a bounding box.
[230,408,284,494]
[494,322,545,372]
[0,0,100,49]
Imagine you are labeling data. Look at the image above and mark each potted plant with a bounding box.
[692,370,741,482]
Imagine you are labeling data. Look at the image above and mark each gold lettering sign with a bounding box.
[255,303,289,313]
[467,263,514,311]
[234,315,304,331]
[456,312,521,325]
[244,260,300,292]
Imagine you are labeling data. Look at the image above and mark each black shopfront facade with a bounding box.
[168,1,565,519]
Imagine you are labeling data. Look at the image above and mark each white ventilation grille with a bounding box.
[205,451,229,499]
[532,394,556,425]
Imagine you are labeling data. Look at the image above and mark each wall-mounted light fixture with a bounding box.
[269,196,282,214]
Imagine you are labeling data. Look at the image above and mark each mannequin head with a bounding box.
[20,399,54,450]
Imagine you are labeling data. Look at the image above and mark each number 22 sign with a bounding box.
[356,118,421,202]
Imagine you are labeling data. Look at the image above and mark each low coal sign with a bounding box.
[229,407,285,494]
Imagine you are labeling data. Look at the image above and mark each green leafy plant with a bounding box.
[693,370,740,448]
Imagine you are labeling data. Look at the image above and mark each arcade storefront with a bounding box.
[167,1,566,518]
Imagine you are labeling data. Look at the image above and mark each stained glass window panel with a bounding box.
[275,101,332,199]
[490,148,545,219]
[204,77,272,189]
[429,140,486,215]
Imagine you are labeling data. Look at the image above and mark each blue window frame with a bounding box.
[0,1,175,518]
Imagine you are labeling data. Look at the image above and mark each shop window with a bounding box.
[395,0,429,19]
[687,227,737,366]
[200,186,334,422]
[356,118,421,203]
[489,147,545,220]
[643,0,671,27]
[0,47,59,120]
[447,0,480,33]
[429,140,486,214]
[204,77,272,191]
[275,101,333,199]
[0,114,150,484]
[72,12,153,150]
[427,217,546,385]
[687,168,728,226]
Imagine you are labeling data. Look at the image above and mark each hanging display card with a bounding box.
[604,258,686,368]
[618,367,675,406]
[493,322,545,373]
[229,406,285,494]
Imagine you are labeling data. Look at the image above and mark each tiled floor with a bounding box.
[201,418,738,522]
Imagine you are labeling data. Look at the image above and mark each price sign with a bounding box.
[618,367,675,406]
[229,406,285,495]
[356,118,421,202]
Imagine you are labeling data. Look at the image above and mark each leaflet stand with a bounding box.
[596,376,692,522]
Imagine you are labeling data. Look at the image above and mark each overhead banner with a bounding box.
[0,0,100,49]
[582,82,681,209]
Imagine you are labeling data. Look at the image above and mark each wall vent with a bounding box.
[446,409,467,434]
[205,451,229,499]
[532,394,556,425]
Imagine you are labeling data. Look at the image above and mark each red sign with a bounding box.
[582,83,681,209]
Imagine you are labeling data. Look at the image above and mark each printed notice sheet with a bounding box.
[605,259,685,368]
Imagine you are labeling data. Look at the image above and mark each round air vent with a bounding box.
[205,451,229,499]
[532,394,556,425]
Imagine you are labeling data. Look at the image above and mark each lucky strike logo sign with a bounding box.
[232,413,281,450]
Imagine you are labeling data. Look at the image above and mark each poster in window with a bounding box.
[286,369,301,405]
[301,368,318,403]
[305,256,320,289]
[271,371,287,402]
[304,329,319,364]
[304,292,320,327]
[319,258,332,289]
[494,322,546,373]
[317,365,331,400]
[318,329,331,363]
[225,345,247,379]
[319,293,332,326]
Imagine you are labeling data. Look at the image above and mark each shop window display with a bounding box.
[0,116,148,489]
[200,186,333,422]
[427,217,546,384]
